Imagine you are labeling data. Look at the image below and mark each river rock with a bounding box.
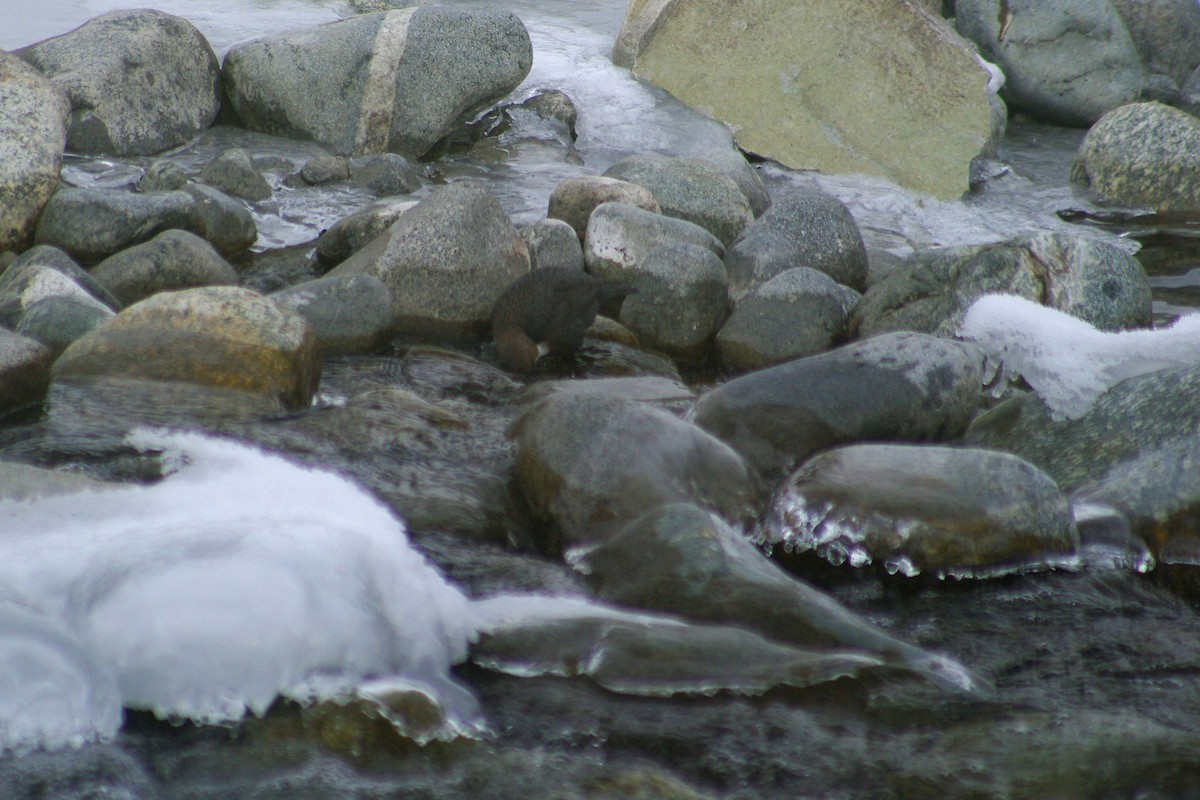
[183,184,258,256]
[299,155,351,186]
[548,176,661,241]
[614,0,995,199]
[17,9,221,156]
[53,286,320,410]
[271,274,393,354]
[1112,0,1200,88]
[250,380,522,543]
[0,53,70,253]
[0,246,118,327]
[511,391,760,548]
[1071,102,1200,213]
[0,328,53,418]
[966,364,1200,492]
[955,0,1144,127]
[34,188,196,264]
[584,202,724,287]
[577,502,981,690]
[520,219,584,272]
[517,375,694,414]
[692,332,983,476]
[199,147,272,202]
[725,187,868,299]
[15,296,114,358]
[327,183,528,337]
[223,8,533,158]
[767,444,1078,578]
[89,230,238,306]
[1073,435,1200,561]
[715,268,860,372]
[602,155,755,246]
[851,232,1152,338]
[315,198,418,269]
[136,161,189,193]
[617,243,730,362]
[346,154,424,195]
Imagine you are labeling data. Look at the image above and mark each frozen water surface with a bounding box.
[960,294,1200,420]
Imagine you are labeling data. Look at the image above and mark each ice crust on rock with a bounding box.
[959,294,1200,421]
[0,430,482,752]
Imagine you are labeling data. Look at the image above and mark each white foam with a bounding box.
[0,431,481,751]
[959,294,1200,420]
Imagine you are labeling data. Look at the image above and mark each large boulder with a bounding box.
[0,53,70,252]
[725,187,868,298]
[614,0,995,199]
[602,155,754,245]
[851,232,1152,338]
[53,286,320,410]
[1110,0,1200,87]
[512,392,761,548]
[17,9,221,156]
[327,183,529,337]
[1071,102,1200,214]
[692,331,983,476]
[223,8,532,158]
[955,0,1144,127]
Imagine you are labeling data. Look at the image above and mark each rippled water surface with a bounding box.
[4,1,1200,798]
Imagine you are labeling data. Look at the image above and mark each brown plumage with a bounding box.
[491,267,637,373]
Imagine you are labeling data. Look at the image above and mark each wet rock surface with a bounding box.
[692,332,984,477]
[4,3,1200,798]
[16,9,221,156]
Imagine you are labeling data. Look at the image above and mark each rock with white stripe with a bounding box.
[223,8,532,158]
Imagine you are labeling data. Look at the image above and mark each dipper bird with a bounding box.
[491,267,637,373]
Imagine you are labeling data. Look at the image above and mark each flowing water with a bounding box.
[4,1,1200,798]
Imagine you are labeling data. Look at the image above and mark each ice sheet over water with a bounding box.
[959,294,1200,420]
[0,431,482,752]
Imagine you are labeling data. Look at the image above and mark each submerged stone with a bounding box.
[578,503,982,690]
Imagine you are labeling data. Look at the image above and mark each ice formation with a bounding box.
[0,431,482,752]
[959,294,1200,421]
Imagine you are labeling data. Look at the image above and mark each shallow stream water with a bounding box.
[4,1,1200,798]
